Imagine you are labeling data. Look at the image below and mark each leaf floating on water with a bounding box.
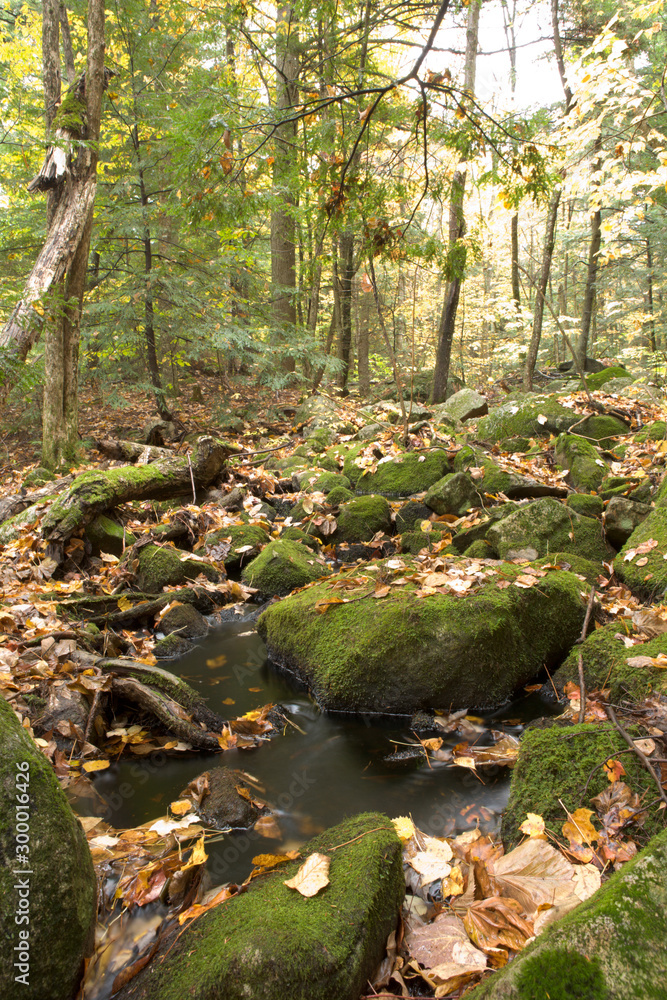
[284,852,330,897]
[169,798,194,817]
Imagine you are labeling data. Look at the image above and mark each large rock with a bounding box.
[614,506,667,597]
[178,767,261,830]
[203,522,270,571]
[469,827,667,1000]
[257,557,588,714]
[424,472,482,516]
[553,621,667,704]
[241,539,332,596]
[554,433,607,492]
[0,695,96,1000]
[603,496,652,549]
[477,396,581,443]
[134,544,221,592]
[501,722,661,850]
[486,497,612,563]
[86,514,136,556]
[114,812,403,1000]
[335,495,392,543]
[343,447,450,496]
[432,388,488,423]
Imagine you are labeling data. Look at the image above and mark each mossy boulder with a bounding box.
[554,433,607,492]
[487,498,612,563]
[575,413,631,446]
[203,522,270,571]
[305,471,352,494]
[553,621,667,704]
[22,467,56,488]
[501,722,661,849]
[450,504,519,554]
[614,507,667,597]
[478,396,581,443]
[153,633,193,659]
[431,388,488,423]
[467,826,667,1000]
[343,447,450,496]
[86,514,136,557]
[135,544,221,592]
[159,602,208,639]
[395,501,434,533]
[424,472,482,516]
[400,529,444,554]
[325,486,355,507]
[280,526,320,549]
[565,494,603,518]
[585,365,631,390]
[241,539,331,596]
[603,497,652,549]
[303,425,338,451]
[335,495,392,543]
[257,557,588,714]
[113,812,403,1000]
[0,695,96,1000]
[635,420,666,443]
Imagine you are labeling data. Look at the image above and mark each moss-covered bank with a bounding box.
[0,696,96,1000]
[114,812,403,1000]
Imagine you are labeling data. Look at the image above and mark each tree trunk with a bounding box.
[271,3,299,372]
[646,236,656,351]
[337,232,355,394]
[511,213,520,305]
[431,0,480,403]
[575,205,602,367]
[523,187,561,389]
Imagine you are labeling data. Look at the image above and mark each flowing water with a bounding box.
[84,617,556,885]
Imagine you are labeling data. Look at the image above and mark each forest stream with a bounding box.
[77,616,555,887]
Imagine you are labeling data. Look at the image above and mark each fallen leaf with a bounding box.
[284,852,330,897]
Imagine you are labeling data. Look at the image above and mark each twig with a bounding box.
[83,688,103,747]
[187,454,196,505]
[603,702,667,808]
[577,586,596,724]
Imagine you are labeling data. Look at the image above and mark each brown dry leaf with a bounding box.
[253,814,283,839]
[464,896,534,954]
[405,913,487,994]
[603,759,626,782]
[314,597,346,614]
[627,654,667,669]
[487,838,592,917]
[284,852,330,897]
[178,884,234,925]
[169,799,194,817]
[373,585,391,599]
[409,837,454,886]
[252,853,297,871]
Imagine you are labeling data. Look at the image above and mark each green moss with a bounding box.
[576,414,631,446]
[310,472,352,494]
[343,447,449,496]
[487,497,611,563]
[135,544,220,592]
[501,723,662,849]
[54,88,86,134]
[86,514,136,556]
[614,507,667,597]
[424,472,482,516]
[554,433,607,491]
[467,827,667,1000]
[23,467,56,488]
[241,539,332,596]
[325,486,355,506]
[585,365,630,390]
[204,522,269,570]
[258,558,587,714]
[554,621,667,703]
[281,526,320,548]
[153,633,192,658]
[478,396,580,442]
[118,812,403,1000]
[0,695,96,1000]
[635,420,666,443]
[463,538,496,558]
[336,495,392,543]
[400,529,444,554]
[0,499,54,544]
[565,494,604,517]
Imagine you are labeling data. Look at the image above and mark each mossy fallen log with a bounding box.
[0,474,74,529]
[110,676,223,750]
[41,436,229,560]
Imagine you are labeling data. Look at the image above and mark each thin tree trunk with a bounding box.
[431,0,480,403]
[511,213,520,305]
[646,236,656,351]
[337,233,355,394]
[523,187,561,390]
[576,203,602,367]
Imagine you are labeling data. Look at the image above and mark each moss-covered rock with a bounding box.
[335,495,392,543]
[343,446,450,496]
[554,434,607,492]
[553,621,667,704]
[135,544,221,592]
[487,498,612,563]
[395,501,434,533]
[565,494,604,518]
[306,471,352,494]
[501,722,661,849]
[614,507,667,597]
[153,633,193,659]
[431,388,488,423]
[450,504,519,554]
[0,695,96,1000]
[424,472,483,516]
[86,514,136,556]
[575,413,631,446]
[325,486,355,507]
[22,467,57,488]
[303,425,338,451]
[635,420,666,443]
[294,394,340,428]
[241,539,331,596]
[113,812,403,1000]
[584,365,631,390]
[399,529,444,554]
[463,539,497,558]
[603,496,652,549]
[280,526,321,548]
[203,522,270,571]
[159,602,208,639]
[467,826,667,1000]
[478,396,581,443]
[257,558,587,714]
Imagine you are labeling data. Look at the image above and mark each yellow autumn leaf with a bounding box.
[169,799,194,816]
[83,760,110,772]
[562,808,599,846]
[284,852,330,897]
[392,816,416,841]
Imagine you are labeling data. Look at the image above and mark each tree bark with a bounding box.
[576,203,602,367]
[511,213,520,305]
[271,3,299,372]
[337,233,355,394]
[523,187,561,389]
[431,0,480,403]
[646,236,656,351]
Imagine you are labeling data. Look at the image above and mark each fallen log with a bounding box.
[94,438,174,463]
[111,676,223,751]
[0,475,74,527]
[41,436,230,562]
